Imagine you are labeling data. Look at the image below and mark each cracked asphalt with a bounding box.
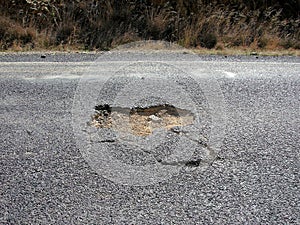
[0,52,299,224]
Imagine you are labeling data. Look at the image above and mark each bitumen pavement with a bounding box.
[0,51,299,224]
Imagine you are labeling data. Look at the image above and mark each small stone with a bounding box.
[170,126,182,134]
[24,152,33,156]
[156,109,167,117]
[149,115,162,123]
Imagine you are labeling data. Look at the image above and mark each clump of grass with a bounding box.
[0,16,35,50]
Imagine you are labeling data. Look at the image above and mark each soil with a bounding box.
[90,104,194,136]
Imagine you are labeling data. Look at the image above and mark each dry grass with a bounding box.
[0,1,299,53]
[0,16,36,50]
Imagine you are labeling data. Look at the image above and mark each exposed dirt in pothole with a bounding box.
[90,104,195,136]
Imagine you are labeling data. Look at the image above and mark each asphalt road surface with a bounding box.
[0,52,299,224]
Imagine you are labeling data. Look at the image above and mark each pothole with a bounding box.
[90,104,195,136]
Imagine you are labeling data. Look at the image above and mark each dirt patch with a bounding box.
[90,104,194,136]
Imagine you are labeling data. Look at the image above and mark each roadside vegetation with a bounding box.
[0,0,299,54]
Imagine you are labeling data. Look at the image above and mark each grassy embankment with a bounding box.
[0,0,299,55]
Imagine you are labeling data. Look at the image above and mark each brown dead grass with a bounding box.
[0,16,36,50]
[0,1,299,53]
